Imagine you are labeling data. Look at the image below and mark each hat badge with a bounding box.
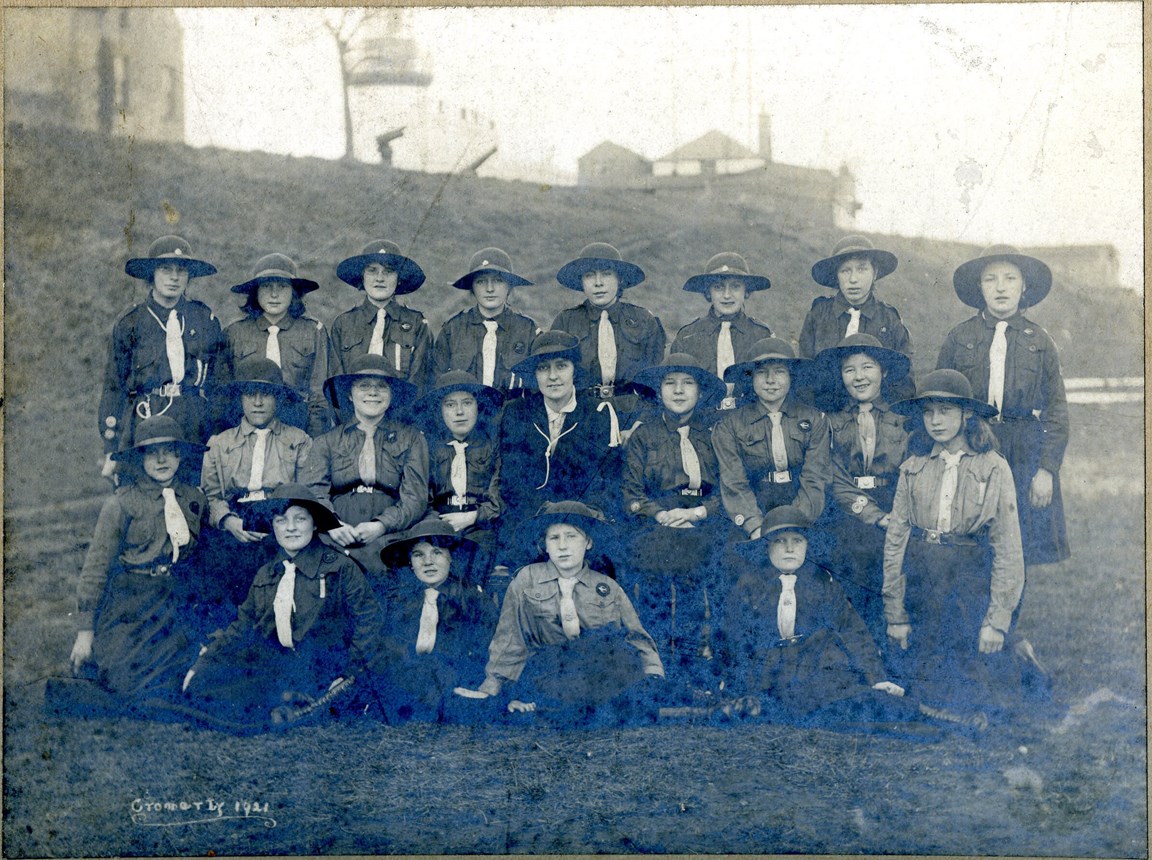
[720,265,729,272]
[481,259,491,267]
[173,248,183,256]
[377,247,387,254]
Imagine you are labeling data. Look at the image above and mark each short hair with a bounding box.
[242,289,307,320]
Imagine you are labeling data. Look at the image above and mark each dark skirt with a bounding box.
[515,627,648,710]
[992,416,1070,565]
[826,513,888,651]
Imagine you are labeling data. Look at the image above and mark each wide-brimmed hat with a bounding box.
[890,369,998,419]
[683,252,771,295]
[324,353,417,413]
[556,243,645,291]
[452,247,533,291]
[125,236,217,281]
[414,371,504,426]
[231,253,319,296]
[336,240,426,294]
[735,505,812,556]
[218,358,303,405]
[510,331,583,383]
[111,415,208,461]
[722,337,807,385]
[811,235,898,289]
[379,519,478,569]
[814,333,911,387]
[247,483,342,534]
[952,244,1052,310]
[520,500,612,547]
[632,353,726,407]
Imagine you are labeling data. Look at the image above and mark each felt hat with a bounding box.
[379,518,478,569]
[519,500,612,547]
[683,252,771,295]
[111,416,208,461]
[125,236,217,281]
[323,353,417,413]
[631,353,726,408]
[722,337,807,385]
[813,333,911,387]
[414,371,504,424]
[556,242,645,291]
[336,240,426,294]
[218,358,303,405]
[811,235,898,289]
[952,244,1052,310]
[509,330,583,383]
[231,253,319,296]
[247,483,342,533]
[452,247,533,291]
[735,505,813,556]
[890,369,999,419]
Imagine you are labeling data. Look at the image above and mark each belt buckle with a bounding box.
[353,485,375,494]
[449,494,469,507]
[771,471,792,484]
[855,476,876,490]
[157,382,182,398]
[680,488,701,497]
[924,529,942,545]
[153,564,171,577]
[719,396,737,410]
[237,490,267,503]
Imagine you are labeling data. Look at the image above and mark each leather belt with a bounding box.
[852,476,888,489]
[334,484,400,500]
[910,526,982,547]
[124,563,173,577]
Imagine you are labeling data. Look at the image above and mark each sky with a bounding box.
[177,4,1143,289]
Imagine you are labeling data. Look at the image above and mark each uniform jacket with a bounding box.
[426,432,502,523]
[222,314,331,436]
[204,540,388,675]
[717,560,885,706]
[497,393,620,522]
[622,411,722,518]
[798,292,912,360]
[328,299,433,391]
[484,562,664,684]
[380,575,498,668]
[200,418,313,528]
[98,296,224,453]
[432,306,540,390]
[936,311,1069,473]
[670,309,774,378]
[882,447,1025,633]
[550,300,666,385]
[712,398,832,534]
[827,399,909,525]
[77,479,207,627]
[303,419,429,533]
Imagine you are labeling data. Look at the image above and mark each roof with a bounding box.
[657,130,757,162]
[579,140,651,164]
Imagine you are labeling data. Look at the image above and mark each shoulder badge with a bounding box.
[879,326,888,335]
[322,550,338,563]
[965,342,975,350]
[798,419,812,432]
[595,582,611,597]
[386,430,398,443]
[514,342,526,354]
[316,320,324,331]
[1024,328,1034,336]
[188,500,200,514]
[625,316,638,327]
[400,322,412,332]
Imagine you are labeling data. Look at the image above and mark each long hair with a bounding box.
[906,410,998,456]
[241,290,307,320]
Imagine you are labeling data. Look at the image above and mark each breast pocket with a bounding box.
[1009,342,1045,409]
[388,326,419,374]
[731,425,772,473]
[283,341,316,389]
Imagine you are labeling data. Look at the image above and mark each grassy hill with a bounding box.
[3,122,1142,510]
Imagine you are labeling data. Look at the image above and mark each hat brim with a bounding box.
[247,497,342,534]
[415,382,503,424]
[324,370,418,412]
[111,437,209,461]
[683,272,771,295]
[510,347,585,384]
[952,253,1052,309]
[125,258,218,280]
[890,393,999,419]
[519,511,611,548]
[811,249,898,289]
[336,254,426,293]
[814,344,911,385]
[380,531,477,570]
[734,524,812,557]
[632,364,727,408]
[452,268,533,291]
[722,355,808,385]
[231,276,319,296]
[556,257,645,291]
[217,379,303,405]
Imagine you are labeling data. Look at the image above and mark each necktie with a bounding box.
[677,425,702,490]
[247,427,271,492]
[716,321,736,378]
[845,307,861,337]
[415,588,440,654]
[273,561,297,648]
[597,310,617,385]
[165,309,185,385]
[857,402,877,472]
[936,450,965,532]
[265,325,281,367]
[557,576,581,639]
[987,321,1008,412]
[161,487,190,564]
[777,574,797,639]
[481,320,499,386]
[447,440,469,498]
[358,425,377,485]
[369,308,387,356]
[767,411,789,472]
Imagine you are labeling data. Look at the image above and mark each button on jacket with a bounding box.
[200,417,313,528]
[550,300,666,385]
[484,562,664,685]
[223,315,331,436]
[328,300,433,391]
[303,419,429,533]
[712,399,832,534]
[427,434,502,523]
[99,296,224,453]
[77,479,208,627]
[798,292,911,360]
[622,412,722,519]
[882,448,1025,633]
[670,309,774,376]
[827,400,909,525]
[432,306,540,391]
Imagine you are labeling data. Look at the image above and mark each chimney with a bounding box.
[758,110,772,162]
